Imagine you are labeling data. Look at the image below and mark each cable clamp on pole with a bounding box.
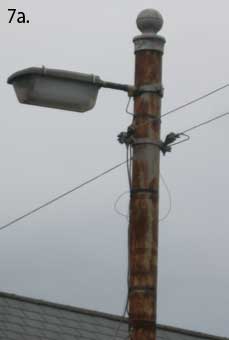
[132,138,162,149]
[134,84,164,97]
[131,188,158,197]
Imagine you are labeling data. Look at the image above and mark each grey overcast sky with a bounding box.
[0,0,229,338]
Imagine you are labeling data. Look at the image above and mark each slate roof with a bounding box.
[0,291,227,340]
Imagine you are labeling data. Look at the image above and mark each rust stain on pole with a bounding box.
[129,9,165,340]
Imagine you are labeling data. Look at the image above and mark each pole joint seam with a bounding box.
[131,188,158,196]
[133,113,161,123]
[128,318,156,329]
[129,287,156,293]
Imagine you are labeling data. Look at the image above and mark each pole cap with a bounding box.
[136,9,163,34]
[134,9,165,53]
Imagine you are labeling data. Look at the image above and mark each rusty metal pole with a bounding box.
[129,9,166,340]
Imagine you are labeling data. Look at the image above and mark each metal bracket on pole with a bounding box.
[118,132,172,156]
[134,84,164,97]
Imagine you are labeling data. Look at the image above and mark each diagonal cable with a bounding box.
[0,160,128,232]
[166,112,229,149]
[182,111,229,134]
[162,84,229,117]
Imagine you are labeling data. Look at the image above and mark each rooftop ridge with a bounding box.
[0,291,127,323]
[0,291,227,340]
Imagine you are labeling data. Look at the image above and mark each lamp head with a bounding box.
[7,67,101,113]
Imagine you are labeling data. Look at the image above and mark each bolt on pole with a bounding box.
[128,9,166,340]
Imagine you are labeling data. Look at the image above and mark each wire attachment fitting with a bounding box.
[160,132,181,155]
[117,126,135,145]
[160,132,190,154]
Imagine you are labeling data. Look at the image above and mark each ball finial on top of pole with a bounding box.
[134,8,165,53]
[136,8,163,34]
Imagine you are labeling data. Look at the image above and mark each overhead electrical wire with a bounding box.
[0,82,228,340]
[170,111,229,149]
[181,111,229,134]
[159,173,172,222]
[126,145,132,189]
[126,83,229,118]
[114,191,129,219]
[1,86,228,340]
[112,297,129,340]
[125,83,229,148]
[113,174,172,223]
[2,86,229,233]
[112,145,132,340]
[112,85,229,339]
[1,110,229,233]
[162,83,229,117]
[112,160,173,340]
[0,160,128,232]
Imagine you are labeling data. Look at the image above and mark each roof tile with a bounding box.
[0,292,227,340]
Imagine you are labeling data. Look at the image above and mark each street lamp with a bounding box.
[7,9,165,340]
[7,66,134,113]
